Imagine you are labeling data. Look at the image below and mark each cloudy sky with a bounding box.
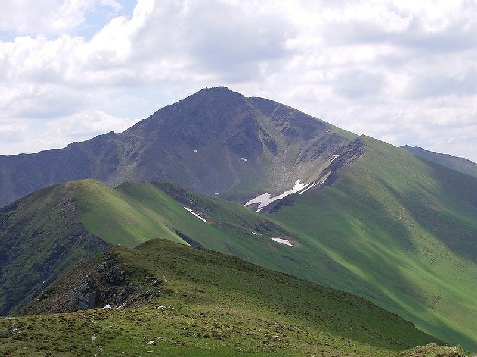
[1,0,476,162]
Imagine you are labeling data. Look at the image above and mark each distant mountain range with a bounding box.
[1,87,477,354]
[402,145,477,178]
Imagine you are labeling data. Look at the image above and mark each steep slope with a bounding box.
[2,162,476,350]
[0,87,355,207]
[0,179,192,315]
[12,239,443,357]
[77,179,386,304]
[402,145,477,178]
[0,178,329,315]
[268,137,477,351]
[41,176,477,350]
[77,179,368,299]
[0,182,111,315]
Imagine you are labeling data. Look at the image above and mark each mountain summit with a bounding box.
[0,87,359,207]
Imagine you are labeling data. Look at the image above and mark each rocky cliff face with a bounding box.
[0,87,354,207]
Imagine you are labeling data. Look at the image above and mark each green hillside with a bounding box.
[2,135,477,351]
[3,239,444,357]
[0,183,111,315]
[59,160,477,352]
[402,145,477,178]
[269,137,477,351]
[70,179,186,247]
[76,179,343,279]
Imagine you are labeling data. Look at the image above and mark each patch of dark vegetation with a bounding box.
[152,181,198,207]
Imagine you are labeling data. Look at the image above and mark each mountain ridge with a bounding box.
[0,182,111,315]
[402,145,477,178]
[10,238,444,357]
[1,88,477,352]
[0,87,356,207]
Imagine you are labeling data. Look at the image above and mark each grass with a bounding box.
[268,137,477,351]
[1,239,444,357]
[3,136,477,352]
[71,179,185,247]
[64,148,477,352]
[0,183,110,315]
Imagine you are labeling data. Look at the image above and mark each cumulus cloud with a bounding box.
[0,0,476,162]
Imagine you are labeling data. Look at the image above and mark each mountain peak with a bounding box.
[174,86,244,106]
[0,88,354,205]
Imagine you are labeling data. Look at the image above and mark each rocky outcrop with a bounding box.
[19,251,165,315]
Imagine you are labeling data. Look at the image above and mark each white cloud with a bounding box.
[0,0,476,162]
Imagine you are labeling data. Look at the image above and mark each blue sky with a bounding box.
[0,0,476,162]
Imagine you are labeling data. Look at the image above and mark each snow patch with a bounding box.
[330,154,340,162]
[245,180,313,212]
[271,238,293,246]
[183,207,207,223]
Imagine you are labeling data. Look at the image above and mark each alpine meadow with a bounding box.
[1,87,477,356]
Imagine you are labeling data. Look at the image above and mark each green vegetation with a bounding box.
[72,179,185,247]
[0,183,110,316]
[1,239,443,357]
[270,137,477,351]
[402,145,477,178]
[3,87,477,355]
[2,139,477,352]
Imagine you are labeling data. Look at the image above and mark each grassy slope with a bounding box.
[78,179,341,280]
[72,171,477,351]
[270,137,477,351]
[402,145,477,178]
[71,179,186,247]
[0,239,443,357]
[6,141,475,351]
[0,183,110,315]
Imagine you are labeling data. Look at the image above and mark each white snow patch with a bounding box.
[245,180,313,212]
[271,238,293,246]
[183,207,207,223]
[297,181,317,195]
[103,304,112,309]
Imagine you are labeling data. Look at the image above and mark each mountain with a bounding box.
[0,178,311,315]
[7,239,444,357]
[268,137,477,351]
[2,171,477,351]
[402,145,477,178]
[1,87,477,351]
[0,87,358,207]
